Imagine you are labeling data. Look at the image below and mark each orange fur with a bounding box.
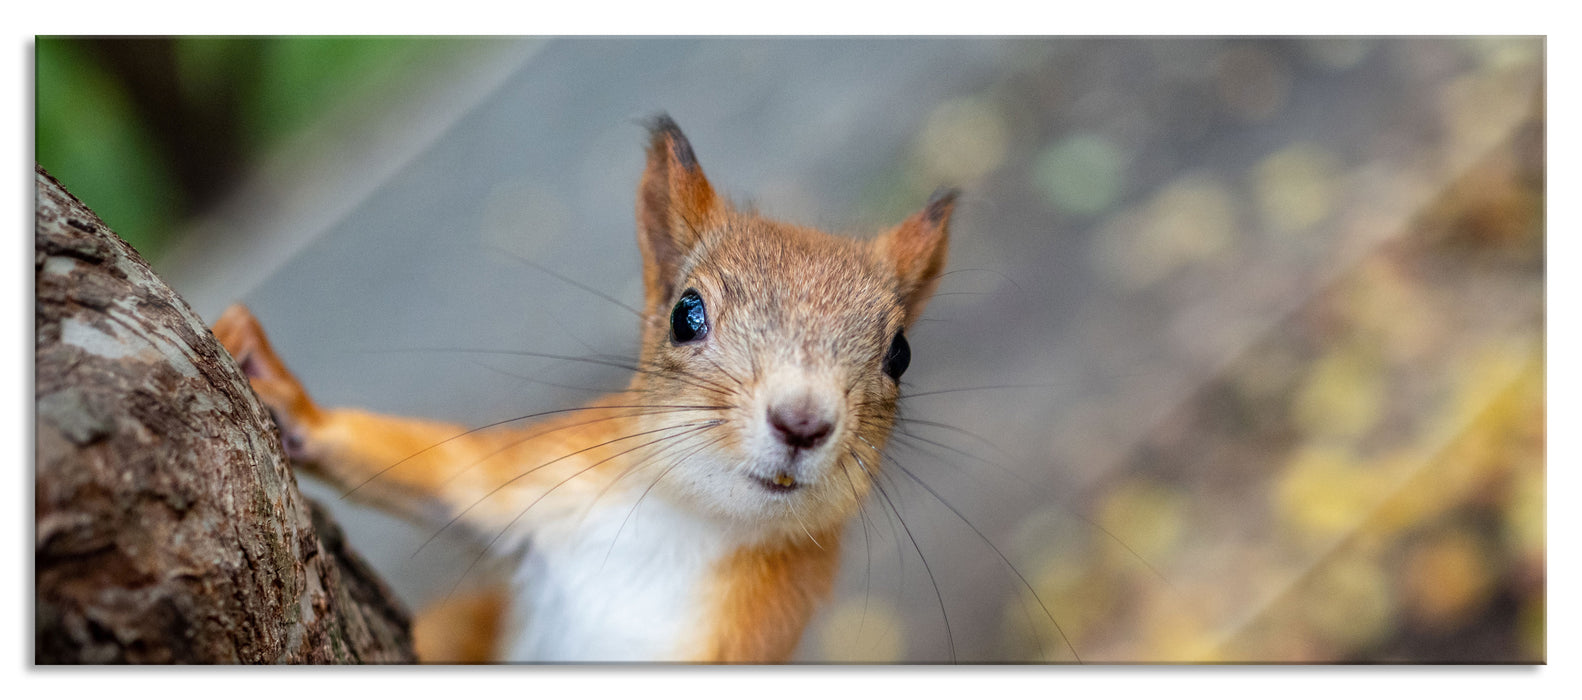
[690,532,844,663]
[412,585,509,664]
[874,188,955,325]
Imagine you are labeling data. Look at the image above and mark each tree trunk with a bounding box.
[34,165,416,664]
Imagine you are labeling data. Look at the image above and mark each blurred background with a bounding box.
[35,36,1544,663]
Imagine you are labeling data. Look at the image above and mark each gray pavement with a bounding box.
[162,37,1544,662]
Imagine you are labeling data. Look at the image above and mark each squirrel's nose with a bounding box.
[767,396,834,449]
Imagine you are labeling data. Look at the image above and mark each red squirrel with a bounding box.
[213,115,955,662]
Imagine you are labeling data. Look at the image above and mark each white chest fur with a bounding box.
[501,491,732,662]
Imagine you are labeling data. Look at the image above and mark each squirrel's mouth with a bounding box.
[750,471,801,494]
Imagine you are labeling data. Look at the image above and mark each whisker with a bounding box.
[599,432,732,572]
[487,244,646,321]
[880,430,1029,498]
[634,356,739,398]
[869,419,1180,597]
[793,512,824,550]
[849,446,906,587]
[441,421,721,602]
[465,358,624,395]
[377,346,736,400]
[417,420,720,557]
[436,406,723,488]
[505,420,720,529]
[853,437,955,662]
[698,351,747,394]
[586,425,724,508]
[928,267,1024,295]
[898,369,1166,402]
[545,307,619,360]
[343,402,727,499]
[894,416,1014,463]
[884,421,1007,473]
[901,382,1074,401]
[883,454,1081,663]
[866,465,955,664]
[836,453,875,643]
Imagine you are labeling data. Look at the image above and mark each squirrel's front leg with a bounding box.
[212,304,326,465]
[212,304,501,527]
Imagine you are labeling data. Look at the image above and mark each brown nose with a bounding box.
[768,397,834,449]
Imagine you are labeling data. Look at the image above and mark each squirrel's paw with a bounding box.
[212,304,321,461]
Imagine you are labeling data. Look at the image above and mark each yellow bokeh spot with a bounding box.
[1360,449,1443,536]
[1020,556,1117,660]
[1009,506,1090,593]
[1275,445,1386,540]
[1300,555,1395,652]
[1439,68,1538,171]
[915,95,1009,184]
[1292,346,1386,442]
[1505,463,1545,561]
[1465,37,1541,71]
[1090,173,1237,290]
[1254,142,1342,235]
[1399,528,1496,628]
[817,597,907,663]
[1097,479,1185,565]
[1353,341,1541,541]
[1139,601,1217,663]
[1342,259,1438,362]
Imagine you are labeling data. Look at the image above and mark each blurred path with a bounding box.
[159,37,1544,662]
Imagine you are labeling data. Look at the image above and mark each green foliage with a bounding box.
[36,38,181,259]
[34,37,459,261]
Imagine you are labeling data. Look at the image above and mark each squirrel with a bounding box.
[212,115,955,663]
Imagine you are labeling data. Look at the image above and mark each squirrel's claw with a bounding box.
[212,304,323,461]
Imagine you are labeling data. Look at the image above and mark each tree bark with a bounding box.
[34,165,416,664]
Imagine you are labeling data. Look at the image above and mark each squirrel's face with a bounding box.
[626,117,953,540]
[633,219,910,536]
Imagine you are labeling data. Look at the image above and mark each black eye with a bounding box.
[670,288,709,343]
[882,331,910,381]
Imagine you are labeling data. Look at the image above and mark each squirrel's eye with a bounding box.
[670,289,709,344]
[882,331,910,381]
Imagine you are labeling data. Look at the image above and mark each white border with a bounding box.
[9,4,1569,697]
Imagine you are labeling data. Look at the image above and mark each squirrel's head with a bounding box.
[628,115,953,541]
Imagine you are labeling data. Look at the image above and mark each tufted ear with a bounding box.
[636,114,730,313]
[874,188,956,327]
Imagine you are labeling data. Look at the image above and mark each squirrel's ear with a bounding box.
[637,114,728,311]
[875,188,956,327]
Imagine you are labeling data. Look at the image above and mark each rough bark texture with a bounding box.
[34,165,416,664]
